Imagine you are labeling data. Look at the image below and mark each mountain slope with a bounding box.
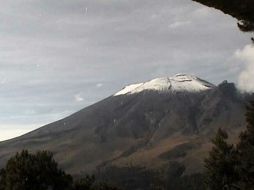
[0,74,247,175]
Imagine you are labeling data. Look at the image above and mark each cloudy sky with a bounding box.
[0,0,253,141]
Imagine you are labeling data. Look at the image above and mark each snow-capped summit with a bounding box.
[114,74,215,96]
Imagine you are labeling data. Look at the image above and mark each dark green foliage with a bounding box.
[97,166,156,190]
[205,101,254,189]
[204,129,239,190]
[97,164,204,190]
[0,150,73,190]
[0,150,121,190]
[73,175,121,190]
[237,101,254,189]
[0,169,6,190]
[93,182,120,190]
[165,162,205,190]
[170,174,205,190]
[74,175,96,190]
[192,0,254,32]
[165,161,185,189]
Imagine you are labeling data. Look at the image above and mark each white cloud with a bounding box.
[74,94,84,102]
[192,7,211,18]
[235,45,254,92]
[96,83,103,88]
[168,21,191,29]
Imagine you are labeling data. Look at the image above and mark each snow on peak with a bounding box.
[114,74,215,96]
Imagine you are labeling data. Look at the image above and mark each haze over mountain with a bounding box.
[0,74,248,177]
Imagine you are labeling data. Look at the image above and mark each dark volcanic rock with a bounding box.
[0,77,248,175]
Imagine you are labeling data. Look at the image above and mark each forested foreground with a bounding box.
[0,150,120,190]
[0,150,205,190]
[205,101,254,189]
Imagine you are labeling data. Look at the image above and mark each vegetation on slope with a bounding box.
[205,101,254,189]
[0,150,120,190]
[0,102,253,190]
[0,101,254,189]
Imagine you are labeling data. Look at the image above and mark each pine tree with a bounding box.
[73,175,95,190]
[0,150,73,190]
[237,101,254,189]
[204,128,239,190]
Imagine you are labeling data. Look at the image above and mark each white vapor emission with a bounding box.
[235,44,254,92]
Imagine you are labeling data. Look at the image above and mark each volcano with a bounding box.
[0,74,247,176]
